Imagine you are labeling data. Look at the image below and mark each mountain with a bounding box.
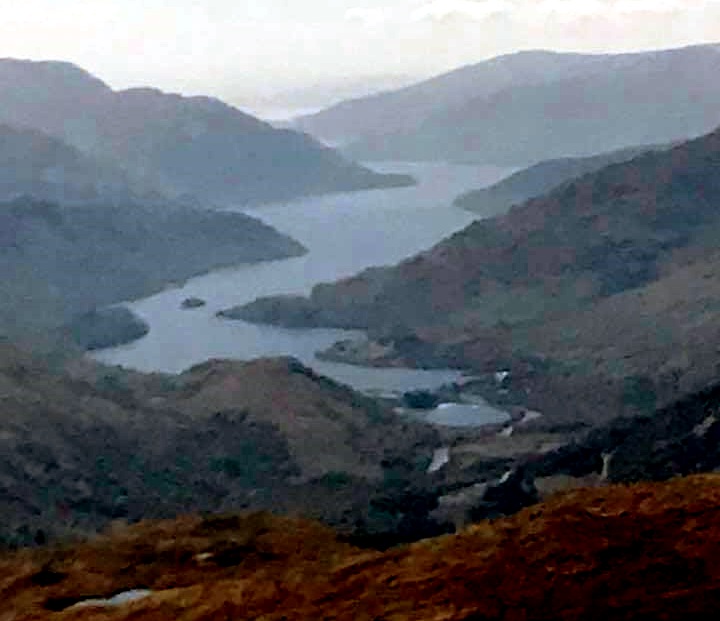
[454,143,667,216]
[294,49,614,143]
[225,125,720,425]
[0,343,443,547]
[0,125,166,205]
[0,59,413,205]
[0,197,305,347]
[296,44,720,166]
[5,474,720,619]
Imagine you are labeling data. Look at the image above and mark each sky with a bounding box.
[1,0,720,115]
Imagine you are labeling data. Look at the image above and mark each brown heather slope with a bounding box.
[5,475,720,620]
[229,126,720,424]
[0,343,441,547]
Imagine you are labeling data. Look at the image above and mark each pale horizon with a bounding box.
[2,0,720,117]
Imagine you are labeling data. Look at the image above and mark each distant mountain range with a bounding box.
[0,59,413,205]
[296,44,720,166]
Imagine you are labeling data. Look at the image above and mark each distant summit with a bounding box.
[295,43,720,166]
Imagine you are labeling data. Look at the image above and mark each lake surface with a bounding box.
[93,162,514,401]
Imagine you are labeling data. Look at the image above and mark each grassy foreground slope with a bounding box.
[4,474,720,619]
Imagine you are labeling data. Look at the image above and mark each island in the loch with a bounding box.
[181,297,207,310]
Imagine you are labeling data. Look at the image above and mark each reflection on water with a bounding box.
[93,162,515,395]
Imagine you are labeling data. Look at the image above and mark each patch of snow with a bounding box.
[499,470,513,484]
[694,415,717,437]
[520,410,543,425]
[498,425,514,437]
[427,447,451,473]
[67,590,153,610]
[494,370,510,383]
[600,452,614,482]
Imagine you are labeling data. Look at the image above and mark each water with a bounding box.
[422,403,509,428]
[93,162,515,399]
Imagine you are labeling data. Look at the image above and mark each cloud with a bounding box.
[344,6,396,25]
[410,0,514,22]
[407,0,713,23]
[533,0,687,16]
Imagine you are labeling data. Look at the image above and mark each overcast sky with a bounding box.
[2,1,720,114]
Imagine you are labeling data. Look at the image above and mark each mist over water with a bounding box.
[93,162,515,394]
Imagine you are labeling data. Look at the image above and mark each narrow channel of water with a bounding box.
[93,162,514,408]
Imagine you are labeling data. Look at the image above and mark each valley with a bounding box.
[4,22,720,618]
[237,127,720,429]
[93,161,514,401]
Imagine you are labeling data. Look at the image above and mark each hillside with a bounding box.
[0,343,444,548]
[226,125,720,423]
[4,335,720,557]
[0,59,413,205]
[0,197,305,346]
[5,475,720,619]
[294,49,616,143]
[0,125,164,206]
[433,374,720,527]
[298,44,720,166]
[454,143,665,215]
